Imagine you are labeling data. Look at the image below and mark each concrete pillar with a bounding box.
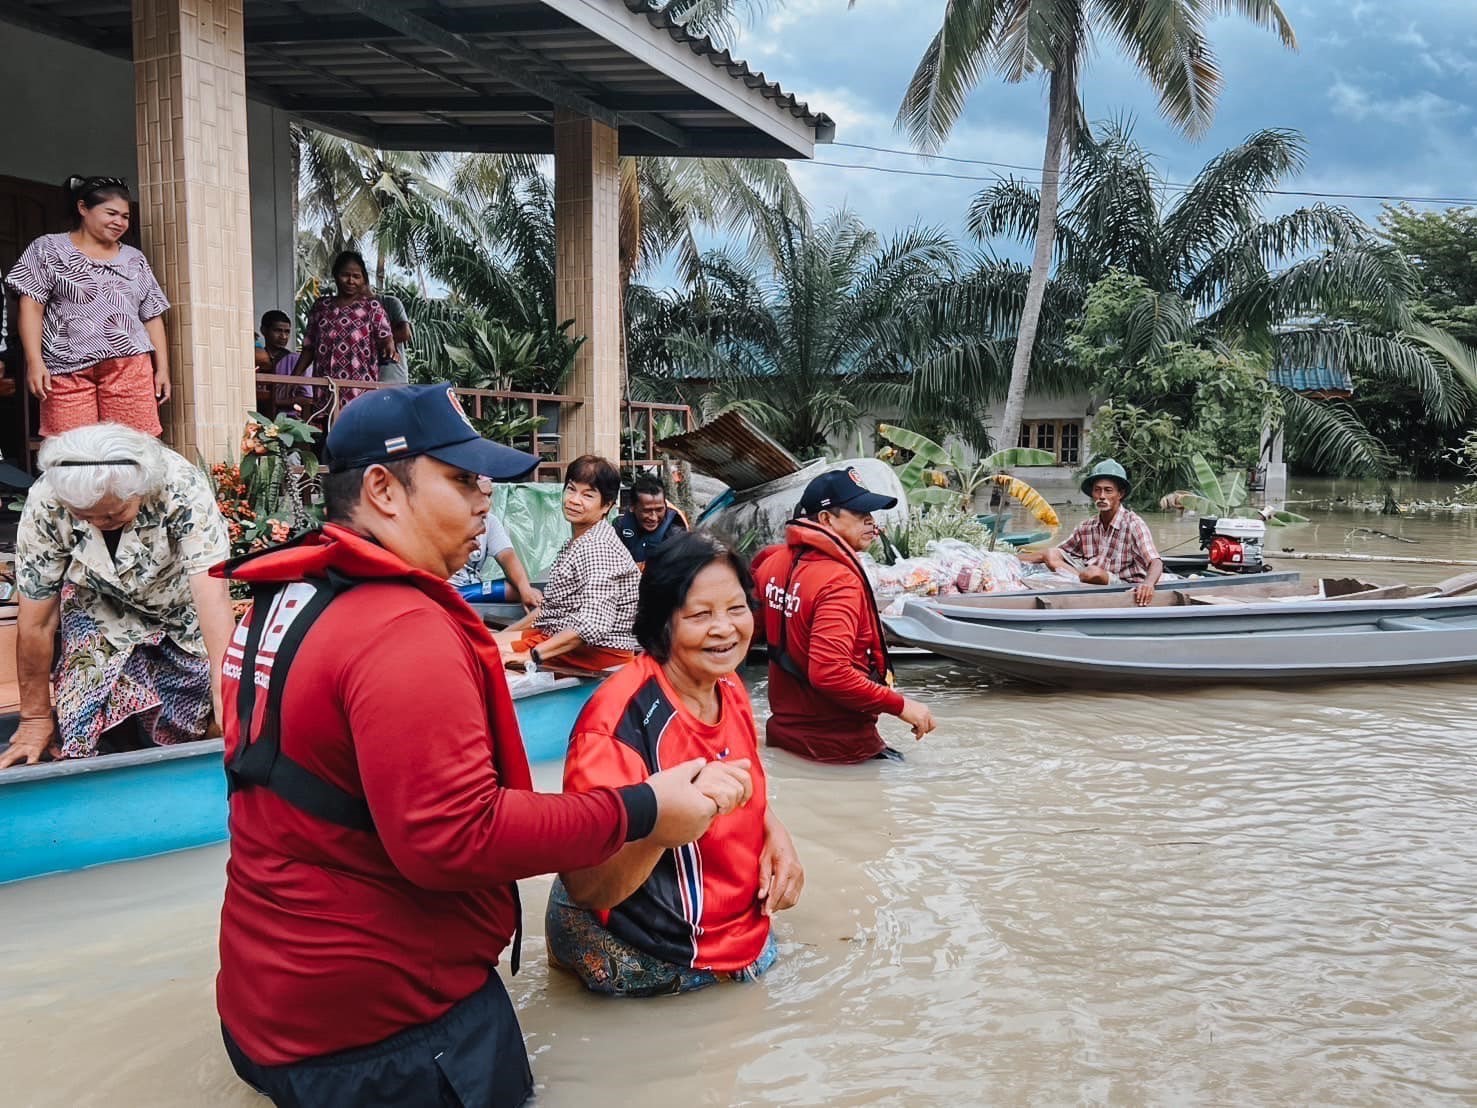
[553,109,622,463]
[133,0,255,460]
[1262,423,1288,506]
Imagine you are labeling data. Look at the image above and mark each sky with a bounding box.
[711,0,1477,255]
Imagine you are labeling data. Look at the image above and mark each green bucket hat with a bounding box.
[1080,458,1131,499]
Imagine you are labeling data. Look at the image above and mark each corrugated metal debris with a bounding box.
[656,411,802,492]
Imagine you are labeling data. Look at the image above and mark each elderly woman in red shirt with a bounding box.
[547,533,804,996]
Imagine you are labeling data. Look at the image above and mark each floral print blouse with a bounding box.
[16,450,231,657]
[4,233,169,375]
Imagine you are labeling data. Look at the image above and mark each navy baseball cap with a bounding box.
[797,467,898,517]
[325,384,538,479]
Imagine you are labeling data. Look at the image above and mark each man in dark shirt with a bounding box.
[614,474,688,566]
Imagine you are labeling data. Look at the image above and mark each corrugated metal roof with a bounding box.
[1269,365,1355,395]
[6,0,832,159]
[656,410,802,491]
[622,1,833,139]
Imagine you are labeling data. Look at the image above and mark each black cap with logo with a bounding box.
[325,384,538,479]
[796,467,898,518]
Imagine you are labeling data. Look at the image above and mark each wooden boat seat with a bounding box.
[1435,570,1477,597]
[1323,582,1434,602]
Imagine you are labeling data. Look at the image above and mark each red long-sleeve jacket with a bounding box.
[752,522,903,764]
[214,525,639,1065]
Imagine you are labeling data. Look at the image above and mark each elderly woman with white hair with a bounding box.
[0,423,234,768]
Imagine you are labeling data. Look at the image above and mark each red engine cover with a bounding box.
[1208,535,1245,566]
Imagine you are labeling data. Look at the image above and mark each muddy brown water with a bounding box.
[3,504,1476,1106]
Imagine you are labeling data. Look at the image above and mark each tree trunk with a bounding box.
[998,69,1073,453]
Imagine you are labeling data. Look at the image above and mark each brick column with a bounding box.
[553,109,622,464]
[133,0,254,460]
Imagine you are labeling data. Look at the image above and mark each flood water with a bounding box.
[4,500,1476,1106]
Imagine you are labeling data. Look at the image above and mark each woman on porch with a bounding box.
[295,250,396,408]
[0,424,235,769]
[5,175,172,438]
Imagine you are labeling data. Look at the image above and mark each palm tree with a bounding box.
[645,207,959,458]
[958,121,1471,473]
[292,126,463,291]
[894,0,1298,451]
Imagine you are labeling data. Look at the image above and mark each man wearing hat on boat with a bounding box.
[1035,458,1164,606]
[212,384,746,1108]
[752,466,936,764]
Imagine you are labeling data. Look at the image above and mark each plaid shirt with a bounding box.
[535,520,641,650]
[1057,507,1161,583]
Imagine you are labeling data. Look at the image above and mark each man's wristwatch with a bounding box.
[529,647,542,666]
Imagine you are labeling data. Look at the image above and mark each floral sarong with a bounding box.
[53,583,212,758]
[545,877,778,997]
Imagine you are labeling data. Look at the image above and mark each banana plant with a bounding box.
[1181,453,1308,525]
[878,424,1057,517]
[878,424,1061,550]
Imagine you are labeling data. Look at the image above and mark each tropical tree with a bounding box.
[292,126,464,292]
[956,122,1473,476]
[892,0,1298,450]
[645,207,959,458]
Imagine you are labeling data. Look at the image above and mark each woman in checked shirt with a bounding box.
[498,454,640,672]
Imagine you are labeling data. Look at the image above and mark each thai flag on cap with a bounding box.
[384,435,409,454]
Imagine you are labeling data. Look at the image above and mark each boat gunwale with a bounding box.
[0,676,590,788]
[904,589,1477,626]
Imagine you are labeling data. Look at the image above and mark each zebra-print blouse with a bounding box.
[4,233,169,375]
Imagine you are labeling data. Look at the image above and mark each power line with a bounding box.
[824,140,1477,206]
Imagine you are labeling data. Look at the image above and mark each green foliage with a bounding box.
[965,121,1466,478]
[876,423,1054,511]
[1072,272,1274,503]
[895,0,1296,151]
[441,318,583,395]
[1181,452,1307,526]
[638,210,960,460]
[1379,204,1477,346]
[873,505,990,564]
[469,403,547,452]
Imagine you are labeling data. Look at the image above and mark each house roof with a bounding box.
[1269,365,1355,397]
[3,0,833,158]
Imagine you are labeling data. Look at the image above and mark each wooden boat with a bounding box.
[0,675,596,885]
[884,575,1477,686]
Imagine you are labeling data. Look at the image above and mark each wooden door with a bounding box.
[0,174,70,471]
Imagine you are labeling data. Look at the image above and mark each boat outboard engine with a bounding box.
[1198,516,1267,572]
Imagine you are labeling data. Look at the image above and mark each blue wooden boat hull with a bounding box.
[0,677,595,885]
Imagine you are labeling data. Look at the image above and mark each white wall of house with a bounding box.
[836,388,1101,505]
[0,27,139,188]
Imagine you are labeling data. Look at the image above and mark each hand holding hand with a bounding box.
[899,698,935,741]
[522,586,544,609]
[757,817,804,916]
[645,757,722,848]
[693,758,753,816]
[0,718,59,769]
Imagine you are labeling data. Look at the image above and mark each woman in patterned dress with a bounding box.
[4,175,172,437]
[295,251,396,408]
[0,424,236,768]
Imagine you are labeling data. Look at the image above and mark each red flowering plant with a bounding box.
[210,411,324,567]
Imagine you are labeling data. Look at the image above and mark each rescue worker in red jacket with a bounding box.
[752,468,936,764]
[213,384,747,1108]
